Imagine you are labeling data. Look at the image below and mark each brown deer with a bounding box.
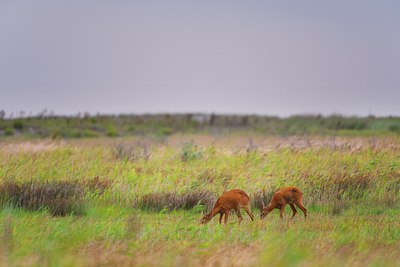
[201,189,254,225]
[260,187,307,219]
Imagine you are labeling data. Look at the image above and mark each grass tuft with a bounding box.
[111,141,151,161]
[134,191,216,212]
[0,181,85,216]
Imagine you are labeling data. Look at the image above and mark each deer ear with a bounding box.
[261,201,265,209]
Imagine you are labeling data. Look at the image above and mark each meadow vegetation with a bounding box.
[0,125,399,266]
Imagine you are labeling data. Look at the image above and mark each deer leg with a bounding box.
[244,206,254,221]
[219,212,223,224]
[279,203,287,219]
[236,209,243,225]
[289,204,297,219]
[295,201,307,218]
[224,211,229,225]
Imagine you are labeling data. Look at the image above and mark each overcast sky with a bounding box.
[0,1,399,117]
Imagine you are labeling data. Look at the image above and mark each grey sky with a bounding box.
[1,1,399,117]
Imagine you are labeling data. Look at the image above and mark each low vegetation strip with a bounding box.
[1,113,400,138]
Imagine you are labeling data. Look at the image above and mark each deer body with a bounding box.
[261,187,307,219]
[201,189,254,225]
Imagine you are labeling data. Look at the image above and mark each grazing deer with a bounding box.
[201,189,254,225]
[260,187,307,219]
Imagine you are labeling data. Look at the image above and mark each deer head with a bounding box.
[260,201,270,219]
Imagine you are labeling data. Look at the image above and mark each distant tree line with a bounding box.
[0,112,399,138]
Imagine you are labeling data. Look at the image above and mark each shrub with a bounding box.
[81,129,99,138]
[51,130,61,139]
[4,127,14,136]
[388,124,400,133]
[62,129,83,138]
[106,124,118,137]
[0,181,85,216]
[180,142,203,162]
[12,120,24,130]
[158,127,174,136]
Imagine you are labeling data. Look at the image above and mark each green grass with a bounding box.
[0,135,399,266]
[1,207,399,266]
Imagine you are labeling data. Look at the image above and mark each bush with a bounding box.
[81,129,99,138]
[0,181,85,216]
[106,124,118,137]
[158,127,174,136]
[180,142,203,162]
[4,127,14,136]
[388,124,400,133]
[13,120,24,130]
[62,129,83,138]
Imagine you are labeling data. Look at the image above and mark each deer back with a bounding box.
[275,187,303,204]
[215,189,250,210]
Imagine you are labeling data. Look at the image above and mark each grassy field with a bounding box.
[1,134,400,266]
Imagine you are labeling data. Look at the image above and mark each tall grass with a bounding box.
[1,138,399,209]
[134,190,216,212]
[0,136,399,266]
[110,141,151,161]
